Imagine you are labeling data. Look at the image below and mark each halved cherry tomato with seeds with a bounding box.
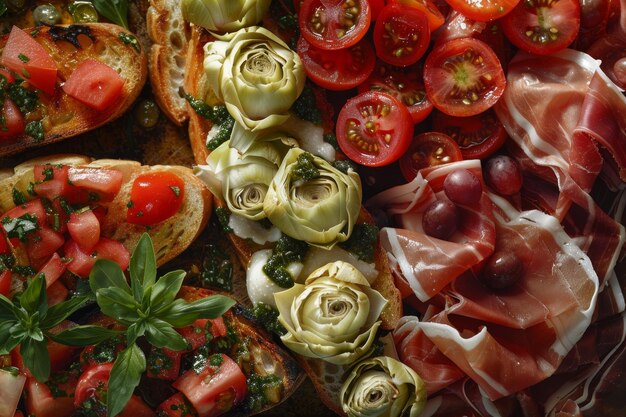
[373,4,430,67]
[432,109,507,160]
[389,0,445,31]
[399,132,463,181]
[424,37,506,117]
[501,0,581,55]
[336,91,413,167]
[358,64,433,124]
[299,0,371,50]
[297,36,376,90]
[445,0,521,22]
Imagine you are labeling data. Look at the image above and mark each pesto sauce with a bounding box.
[81,338,120,366]
[339,223,379,263]
[262,236,308,288]
[147,346,174,376]
[25,120,44,142]
[245,372,283,412]
[332,159,357,174]
[291,84,322,125]
[292,152,320,182]
[200,243,233,292]
[118,32,141,52]
[251,302,286,336]
[6,83,39,114]
[214,207,233,233]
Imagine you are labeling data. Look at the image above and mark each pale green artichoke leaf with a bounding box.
[181,0,271,33]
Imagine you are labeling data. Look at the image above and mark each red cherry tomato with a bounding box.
[399,132,463,181]
[501,0,581,55]
[358,64,433,124]
[373,4,430,67]
[336,91,414,167]
[62,59,124,111]
[444,0,521,22]
[432,109,507,160]
[297,36,376,91]
[126,172,185,226]
[424,37,506,117]
[298,0,371,50]
[389,0,445,31]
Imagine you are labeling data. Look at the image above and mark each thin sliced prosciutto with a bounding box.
[367,160,496,302]
[393,196,599,400]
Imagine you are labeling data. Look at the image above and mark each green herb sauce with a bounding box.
[251,303,286,336]
[262,236,308,288]
[291,84,322,125]
[200,243,233,292]
[339,223,379,263]
[292,152,320,182]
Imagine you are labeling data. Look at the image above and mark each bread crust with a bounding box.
[0,24,147,157]
[0,154,212,267]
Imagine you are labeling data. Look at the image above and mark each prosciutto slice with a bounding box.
[367,160,496,302]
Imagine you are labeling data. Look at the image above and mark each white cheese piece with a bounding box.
[228,213,281,245]
[247,249,302,307]
[281,115,336,162]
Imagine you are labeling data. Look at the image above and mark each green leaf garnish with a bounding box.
[107,344,145,417]
[20,337,50,382]
[92,0,129,29]
[49,325,121,346]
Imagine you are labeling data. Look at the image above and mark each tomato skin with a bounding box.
[25,377,75,417]
[1,26,57,95]
[157,393,196,417]
[297,36,376,91]
[62,59,124,111]
[298,0,371,50]
[26,227,65,261]
[146,347,182,381]
[432,109,507,160]
[177,318,227,351]
[47,321,80,371]
[67,167,123,203]
[92,238,130,270]
[47,280,69,306]
[501,0,581,55]
[74,363,112,407]
[424,37,506,117]
[336,91,414,167]
[126,172,185,226]
[0,98,25,140]
[373,4,430,67]
[0,269,11,297]
[399,132,463,181]
[389,0,445,31]
[445,0,521,21]
[173,354,247,417]
[64,239,96,278]
[38,252,67,288]
[67,210,101,253]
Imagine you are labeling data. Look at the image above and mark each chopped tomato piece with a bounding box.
[38,252,67,288]
[336,91,413,167]
[26,227,65,262]
[173,354,247,417]
[146,347,182,381]
[93,238,130,271]
[177,318,227,351]
[126,172,185,226]
[67,210,100,253]
[298,0,371,50]
[0,365,26,417]
[67,167,123,201]
[47,281,69,306]
[47,321,80,371]
[64,239,96,278]
[0,98,25,140]
[2,199,46,227]
[399,132,463,181]
[157,393,197,417]
[64,237,129,277]
[373,3,431,67]
[0,69,15,83]
[79,339,124,370]
[24,376,76,417]
[1,26,57,95]
[0,270,11,297]
[62,58,124,111]
[33,165,71,200]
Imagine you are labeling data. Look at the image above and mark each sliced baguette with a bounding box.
[0,154,211,267]
[147,0,191,125]
[0,23,147,157]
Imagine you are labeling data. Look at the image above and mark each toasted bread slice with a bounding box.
[0,154,211,267]
[147,0,191,125]
[0,23,147,157]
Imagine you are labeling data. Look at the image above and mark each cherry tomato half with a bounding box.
[358,64,433,124]
[399,132,463,181]
[336,91,413,167]
[373,4,431,67]
[389,0,445,31]
[299,0,371,50]
[445,0,521,22]
[424,37,506,117]
[432,109,507,160]
[501,0,581,55]
[297,36,376,90]
[126,172,185,226]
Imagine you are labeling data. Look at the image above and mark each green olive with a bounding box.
[68,1,98,23]
[135,99,160,129]
[33,4,62,26]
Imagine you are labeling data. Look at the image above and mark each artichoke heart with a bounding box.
[181,0,271,32]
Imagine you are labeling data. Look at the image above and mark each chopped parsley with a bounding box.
[25,120,44,142]
[18,53,30,63]
[1,213,39,242]
[118,32,140,52]
[246,372,283,412]
[11,188,26,205]
[6,83,39,114]
[169,185,181,197]
[214,207,232,233]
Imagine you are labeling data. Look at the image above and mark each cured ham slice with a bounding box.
[367,160,496,301]
[393,197,599,400]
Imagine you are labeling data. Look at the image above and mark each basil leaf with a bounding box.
[126,321,146,346]
[0,294,15,321]
[19,274,47,316]
[48,325,121,346]
[156,295,235,328]
[20,336,50,382]
[93,0,129,29]
[41,296,90,330]
[90,259,130,294]
[107,343,145,417]
[0,320,20,354]
[96,287,139,324]
[130,233,157,298]
[144,318,187,351]
[149,270,185,310]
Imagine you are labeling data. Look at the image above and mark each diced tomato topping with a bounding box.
[26,227,65,262]
[0,269,11,297]
[147,347,182,381]
[33,165,71,200]
[47,321,80,372]
[2,199,46,226]
[67,167,123,201]
[0,98,25,140]
[93,238,130,271]
[173,354,247,417]
[79,340,124,370]
[64,237,129,278]
[0,68,15,83]
[67,210,100,253]
[24,376,75,417]
[62,58,124,111]
[118,397,155,417]
[38,252,67,288]
[177,318,227,352]
[64,239,96,278]
[1,26,57,95]
[0,367,26,417]
[47,281,69,306]
[157,393,197,417]
[126,172,186,226]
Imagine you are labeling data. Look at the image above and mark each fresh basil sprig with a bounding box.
[92,0,129,29]
[0,274,90,382]
[88,233,235,417]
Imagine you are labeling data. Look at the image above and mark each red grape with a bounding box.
[443,169,482,205]
[422,199,458,240]
[482,251,524,290]
[484,155,523,196]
